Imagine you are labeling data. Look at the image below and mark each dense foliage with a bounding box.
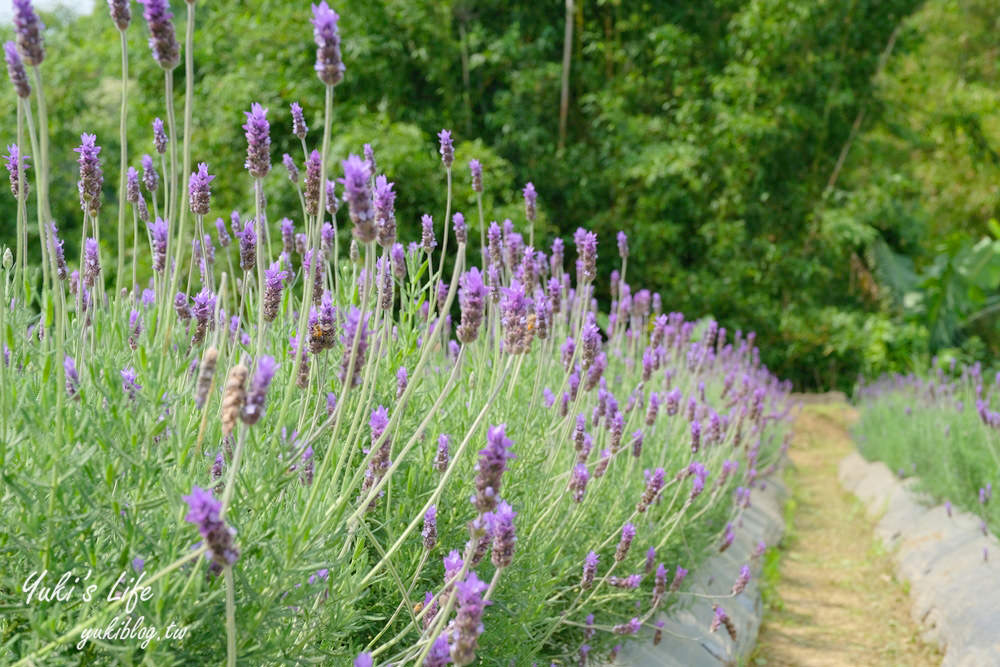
[0,1,790,664]
[16,0,1000,390]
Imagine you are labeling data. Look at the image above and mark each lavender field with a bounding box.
[0,1,793,664]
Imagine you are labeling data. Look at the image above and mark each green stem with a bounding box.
[116,30,129,292]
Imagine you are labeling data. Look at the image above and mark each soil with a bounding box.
[751,403,943,666]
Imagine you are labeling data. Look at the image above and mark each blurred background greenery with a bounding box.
[2,0,1000,391]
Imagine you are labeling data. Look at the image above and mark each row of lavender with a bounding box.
[854,362,999,548]
[0,1,791,664]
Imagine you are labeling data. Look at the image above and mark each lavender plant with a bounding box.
[0,2,791,665]
[855,361,1000,537]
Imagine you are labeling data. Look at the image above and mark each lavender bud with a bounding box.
[75,133,103,217]
[732,564,751,595]
[138,0,179,70]
[452,211,468,244]
[490,500,517,568]
[522,182,537,222]
[282,153,299,184]
[438,129,454,168]
[152,117,168,154]
[451,572,488,666]
[396,366,408,399]
[422,505,438,550]
[434,434,450,472]
[238,219,256,272]
[311,1,344,87]
[108,0,131,30]
[174,291,191,320]
[569,463,589,502]
[64,355,79,397]
[474,424,515,514]
[83,238,101,288]
[194,346,218,408]
[421,214,436,252]
[13,0,45,66]
[120,366,141,400]
[469,159,483,193]
[4,41,30,98]
[373,175,397,247]
[182,486,240,569]
[582,551,598,589]
[340,155,375,241]
[48,223,67,281]
[148,217,168,273]
[290,101,308,140]
[243,103,271,179]
[637,467,665,512]
[240,356,277,425]
[189,162,215,215]
[615,523,636,562]
[263,261,289,322]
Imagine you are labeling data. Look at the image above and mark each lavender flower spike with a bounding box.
[373,175,397,247]
[474,424,516,514]
[64,355,79,397]
[4,144,29,199]
[303,149,322,216]
[120,367,141,400]
[615,523,636,562]
[126,167,140,204]
[457,268,486,343]
[469,158,483,193]
[83,238,101,288]
[4,42,30,98]
[522,182,537,222]
[48,223,67,281]
[153,118,168,155]
[438,129,454,168]
[422,505,437,550]
[241,356,277,425]
[189,162,215,215]
[108,0,131,31]
[581,551,598,589]
[148,217,169,273]
[182,486,240,568]
[243,103,271,179]
[340,155,375,242]
[75,133,103,217]
[311,1,344,87]
[453,211,468,244]
[137,0,179,70]
[13,0,45,66]
[452,572,489,666]
[290,101,308,140]
[491,500,517,568]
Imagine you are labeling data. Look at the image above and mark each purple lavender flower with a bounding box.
[720,522,734,552]
[373,174,396,247]
[238,219,256,272]
[311,1,344,87]
[241,356,277,425]
[148,217,168,273]
[4,42,30,98]
[457,268,486,344]
[138,155,158,196]
[452,571,488,666]
[438,129,454,168]
[613,618,641,635]
[301,150,322,216]
[83,238,101,288]
[490,500,517,568]
[711,605,736,640]
[425,636,450,667]
[500,280,532,354]
[279,218,294,256]
[522,182,537,222]
[189,162,214,215]
[13,0,45,66]
[690,420,701,453]
[108,0,130,31]
[120,367,141,400]
[421,214,436,252]
[128,309,142,349]
[340,154,375,242]
[353,653,372,667]
[152,118,168,155]
[390,243,406,280]
[174,291,191,320]
[422,505,437,550]
[64,355,79,397]
[469,159,483,193]
[435,434,450,472]
[569,463,590,503]
[124,166,140,205]
[615,523,635,562]
[577,229,597,281]
[652,563,667,606]
[281,153,299,184]
[452,211,468,244]
[290,101,308,140]
[75,134,103,217]
[338,307,371,387]
[191,288,216,344]
[617,231,628,259]
[182,486,239,568]
[137,0,178,69]
[243,103,271,179]
[732,564,751,595]
[396,366,408,399]
[474,424,515,513]
[638,468,665,512]
[47,223,67,281]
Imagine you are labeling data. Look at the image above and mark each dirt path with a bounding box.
[752,403,942,666]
